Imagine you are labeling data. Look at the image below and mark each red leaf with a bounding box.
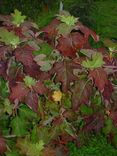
[56,35,76,57]
[25,91,38,112]
[51,60,79,92]
[42,19,60,38]
[0,61,7,79]
[15,45,34,67]
[0,46,11,60]
[33,81,48,95]
[76,22,99,42]
[0,136,7,154]
[89,68,108,92]
[82,113,104,132]
[56,32,85,57]
[9,83,29,102]
[102,80,113,101]
[24,62,42,79]
[71,80,92,111]
[110,111,117,127]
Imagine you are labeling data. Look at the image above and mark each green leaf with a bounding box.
[0,78,9,98]
[18,104,38,121]
[10,116,28,137]
[4,98,12,115]
[5,150,21,156]
[0,28,20,47]
[82,53,104,69]
[103,39,117,50]
[23,76,36,88]
[11,9,26,27]
[62,120,76,137]
[34,54,53,72]
[57,14,78,26]
[57,23,73,35]
[80,105,93,115]
[17,138,44,156]
[102,118,113,135]
[62,93,71,109]
[44,80,61,91]
[33,43,53,56]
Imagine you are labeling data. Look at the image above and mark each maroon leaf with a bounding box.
[89,68,108,92]
[0,46,11,60]
[15,45,34,67]
[102,80,113,101]
[42,19,60,39]
[24,62,42,79]
[33,81,48,95]
[71,80,92,111]
[51,60,79,92]
[9,83,29,102]
[0,61,7,79]
[76,22,99,42]
[82,113,104,132]
[110,110,117,127]
[0,136,7,154]
[25,91,38,112]
[56,35,76,57]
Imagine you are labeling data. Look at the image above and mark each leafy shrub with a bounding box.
[68,134,117,156]
[0,9,117,156]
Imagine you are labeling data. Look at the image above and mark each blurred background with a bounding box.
[0,0,117,39]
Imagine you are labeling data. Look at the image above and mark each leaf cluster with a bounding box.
[0,9,117,156]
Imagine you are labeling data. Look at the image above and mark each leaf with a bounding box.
[4,98,12,115]
[10,116,28,136]
[42,18,60,38]
[0,61,8,80]
[23,76,36,88]
[57,14,78,26]
[0,136,7,154]
[63,120,76,137]
[0,28,20,47]
[82,53,104,69]
[17,138,44,156]
[102,80,113,101]
[33,42,53,56]
[71,80,92,111]
[33,81,48,95]
[44,80,61,91]
[42,146,56,156]
[52,90,62,102]
[9,83,29,102]
[0,78,9,98]
[82,113,104,132]
[56,33,85,57]
[34,54,54,72]
[57,23,73,35]
[11,9,26,27]
[102,118,113,135]
[25,91,39,112]
[89,68,108,91]
[18,104,38,121]
[5,150,21,156]
[51,60,78,92]
[103,39,117,50]
[15,45,34,67]
[80,105,93,115]
[62,93,71,109]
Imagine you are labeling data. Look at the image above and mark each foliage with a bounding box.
[89,0,117,39]
[0,9,117,156]
[68,134,117,156]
